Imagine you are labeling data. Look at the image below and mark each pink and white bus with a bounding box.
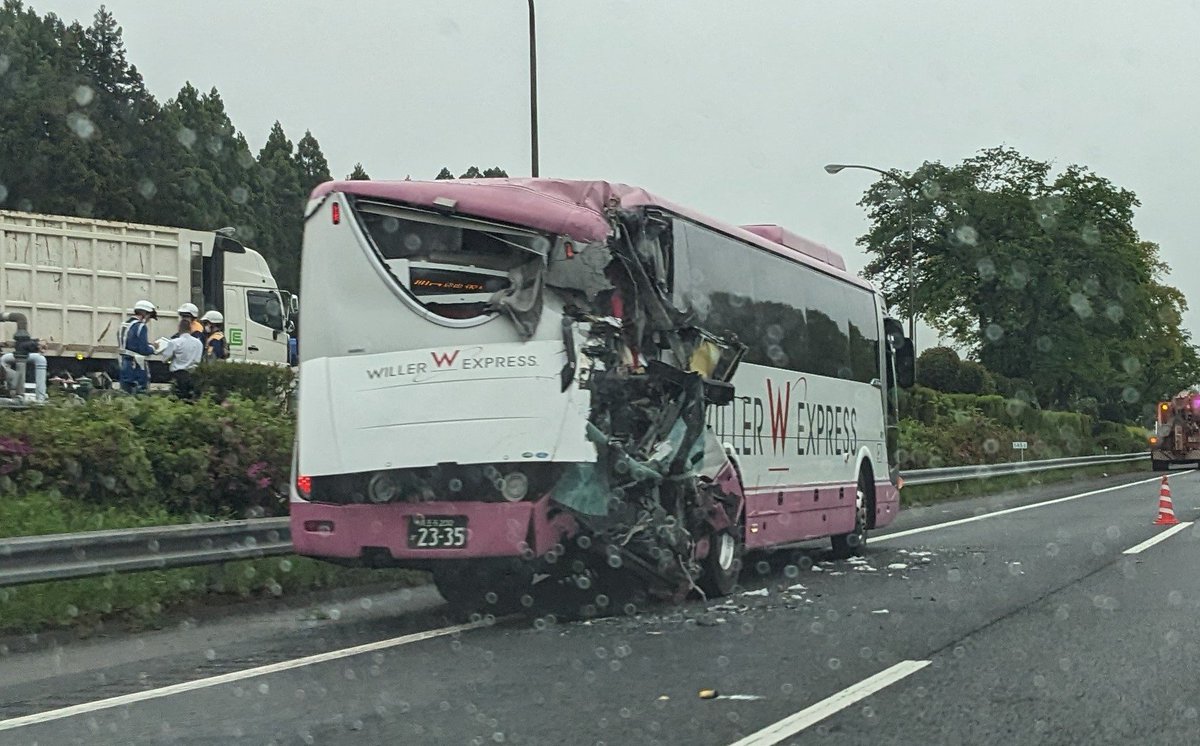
[290,178,914,612]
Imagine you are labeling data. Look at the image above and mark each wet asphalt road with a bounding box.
[1,468,1197,745]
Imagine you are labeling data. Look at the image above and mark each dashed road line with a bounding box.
[1122,522,1193,555]
[726,660,931,746]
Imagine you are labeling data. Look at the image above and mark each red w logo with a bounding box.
[430,349,460,368]
[766,379,791,454]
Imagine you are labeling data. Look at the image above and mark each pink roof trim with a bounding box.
[311,178,866,289]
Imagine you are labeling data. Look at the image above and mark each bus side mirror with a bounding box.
[895,338,915,388]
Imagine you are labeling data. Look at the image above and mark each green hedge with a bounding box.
[895,385,1145,469]
[0,395,293,517]
[191,363,296,405]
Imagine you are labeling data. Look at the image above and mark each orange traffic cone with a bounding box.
[1154,476,1180,526]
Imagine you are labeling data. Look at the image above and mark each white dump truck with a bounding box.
[0,210,296,380]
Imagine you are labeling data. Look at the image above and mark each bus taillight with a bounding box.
[331,201,341,225]
[296,474,313,498]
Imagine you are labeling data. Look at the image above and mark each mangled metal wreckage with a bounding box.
[481,200,749,603]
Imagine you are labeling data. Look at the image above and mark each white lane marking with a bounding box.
[727,660,930,746]
[875,471,1194,543]
[0,621,486,732]
[1123,522,1194,555]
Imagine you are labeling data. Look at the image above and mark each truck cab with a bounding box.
[196,232,292,366]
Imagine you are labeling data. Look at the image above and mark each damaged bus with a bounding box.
[290,178,915,613]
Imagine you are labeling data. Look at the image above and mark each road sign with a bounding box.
[1012,441,1028,450]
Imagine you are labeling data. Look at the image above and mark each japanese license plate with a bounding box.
[407,515,468,549]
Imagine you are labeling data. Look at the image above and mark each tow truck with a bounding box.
[1150,390,1200,471]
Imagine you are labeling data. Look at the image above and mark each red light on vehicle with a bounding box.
[296,474,312,498]
[564,241,575,258]
[331,201,341,225]
[1160,402,1169,412]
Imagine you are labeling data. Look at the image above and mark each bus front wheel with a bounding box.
[698,525,743,598]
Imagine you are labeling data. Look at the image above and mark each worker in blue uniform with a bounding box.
[117,299,157,394]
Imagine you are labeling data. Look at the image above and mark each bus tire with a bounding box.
[432,560,531,618]
[698,526,743,598]
[831,471,871,559]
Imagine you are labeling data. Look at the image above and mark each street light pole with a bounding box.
[527,0,539,177]
[825,163,916,345]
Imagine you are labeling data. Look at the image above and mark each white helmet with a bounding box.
[178,302,200,317]
[133,299,157,316]
[201,310,224,325]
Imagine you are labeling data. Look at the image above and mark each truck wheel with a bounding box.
[698,527,743,598]
[831,472,871,559]
[1152,460,1168,472]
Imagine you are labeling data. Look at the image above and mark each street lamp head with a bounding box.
[823,164,847,175]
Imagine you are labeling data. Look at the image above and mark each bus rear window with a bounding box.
[351,200,550,321]
[356,206,543,273]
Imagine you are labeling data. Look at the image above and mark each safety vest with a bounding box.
[205,330,229,360]
[117,317,146,356]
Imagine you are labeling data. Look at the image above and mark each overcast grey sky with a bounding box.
[39,0,1200,343]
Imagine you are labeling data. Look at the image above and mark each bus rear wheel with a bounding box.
[831,472,871,559]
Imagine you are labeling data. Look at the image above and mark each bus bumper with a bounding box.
[289,495,578,563]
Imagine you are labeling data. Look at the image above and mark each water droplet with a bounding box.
[204,648,217,660]
[985,324,1004,342]
[1081,225,1101,245]
[827,657,841,670]
[766,324,784,342]
[73,85,94,106]
[1122,386,1140,404]
[1069,293,1092,319]
[954,225,978,246]
[1167,590,1183,606]
[976,257,996,279]
[983,438,999,454]
[258,682,269,694]
[66,112,95,140]
[137,178,157,199]
[230,186,249,205]
[177,127,197,149]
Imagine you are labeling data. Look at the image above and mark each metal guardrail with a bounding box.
[0,452,1147,587]
[0,518,289,588]
[900,452,1146,486]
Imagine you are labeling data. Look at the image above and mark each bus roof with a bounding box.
[311,178,870,290]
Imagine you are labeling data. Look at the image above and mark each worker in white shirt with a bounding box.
[154,318,204,399]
